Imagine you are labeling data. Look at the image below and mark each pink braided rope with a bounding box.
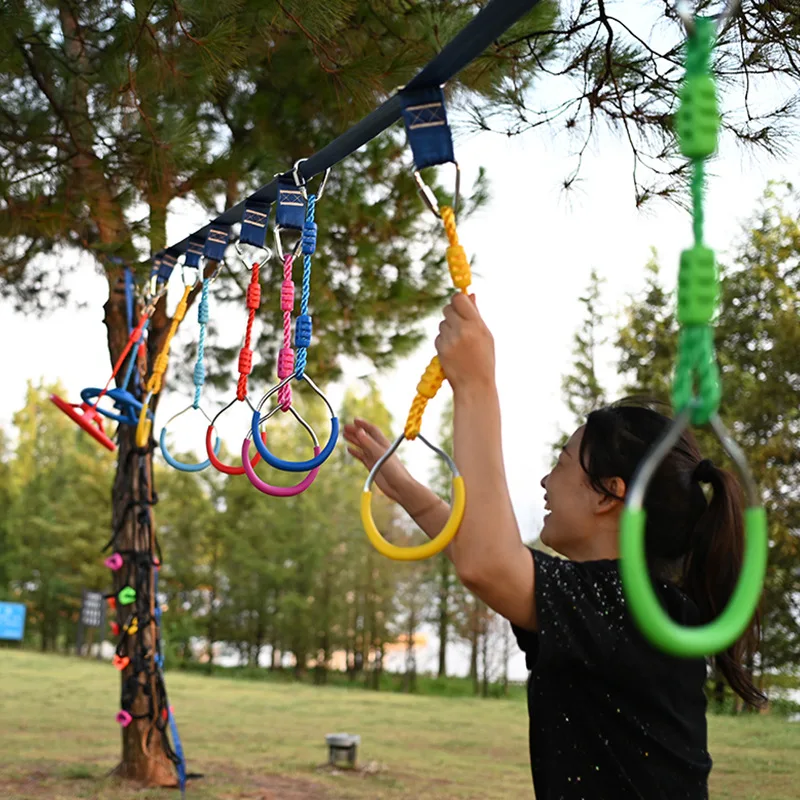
[278,253,295,411]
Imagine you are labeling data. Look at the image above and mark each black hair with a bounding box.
[579,396,765,708]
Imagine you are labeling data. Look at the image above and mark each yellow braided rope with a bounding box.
[135,284,192,447]
[403,206,471,439]
[145,284,192,395]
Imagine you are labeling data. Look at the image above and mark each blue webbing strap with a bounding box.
[400,86,455,169]
[276,179,306,230]
[240,200,271,247]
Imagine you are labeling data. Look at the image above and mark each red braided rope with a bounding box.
[236,263,261,401]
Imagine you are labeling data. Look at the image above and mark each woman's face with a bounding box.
[539,426,603,556]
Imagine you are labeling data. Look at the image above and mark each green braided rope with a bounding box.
[672,17,720,425]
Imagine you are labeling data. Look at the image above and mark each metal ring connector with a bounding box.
[234,241,272,271]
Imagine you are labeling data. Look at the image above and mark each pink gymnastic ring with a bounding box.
[241,438,320,497]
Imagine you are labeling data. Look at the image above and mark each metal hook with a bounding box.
[181,264,200,288]
[292,159,331,202]
[234,240,273,271]
[413,162,461,221]
[676,0,741,36]
[272,225,302,261]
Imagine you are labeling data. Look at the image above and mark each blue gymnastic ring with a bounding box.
[250,408,339,472]
[159,426,221,473]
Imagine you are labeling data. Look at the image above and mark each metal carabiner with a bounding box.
[414,161,461,221]
[234,240,273,272]
[676,0,741,35]
[272,224,303,261]
[620,406,768,658]
[292,159,331,202]
[181,264,200,288]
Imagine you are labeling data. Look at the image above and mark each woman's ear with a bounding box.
[596,477,626,515]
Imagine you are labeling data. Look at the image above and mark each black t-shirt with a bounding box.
[512,549,712,800]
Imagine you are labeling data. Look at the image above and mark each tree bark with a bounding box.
[469,603,479,696]
[481,626,490,698]
[404,604,417,694]
[437,559,450,679]
[108,424,176,787]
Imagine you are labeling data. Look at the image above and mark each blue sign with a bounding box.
[0,602,27,641]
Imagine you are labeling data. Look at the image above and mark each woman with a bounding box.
[343,292,764,799]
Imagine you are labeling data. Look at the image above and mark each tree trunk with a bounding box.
[404,605,417,694]
[108,425,175,787]
[481,626,489,698]
[437,560,450,678]
[103,253,175,786]
[469,604,479,696]
[502,622,509,697]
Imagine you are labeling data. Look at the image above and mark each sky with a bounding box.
[2,5,798,679]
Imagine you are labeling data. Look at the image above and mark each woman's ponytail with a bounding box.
[682,460,766,708]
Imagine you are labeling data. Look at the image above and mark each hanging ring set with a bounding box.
[361,85,470,562]
[619,0,767,659]
[151,160,340,497]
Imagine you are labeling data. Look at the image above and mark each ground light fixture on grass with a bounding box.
[326,733,361,769]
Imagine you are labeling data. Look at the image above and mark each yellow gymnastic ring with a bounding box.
[361,475,465,562]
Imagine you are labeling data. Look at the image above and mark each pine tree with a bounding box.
[562,268,607,422]
[554,268,608,452]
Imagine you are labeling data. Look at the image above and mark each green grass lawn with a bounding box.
[1,649,798,799]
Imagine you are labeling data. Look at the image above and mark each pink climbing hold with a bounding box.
[105,553,123,571]
[116,710,132,727]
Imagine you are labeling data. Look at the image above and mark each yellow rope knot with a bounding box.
[404,356,445,440]
[136,284,193,446]
[446,243,470,291]
[402,207,472,441]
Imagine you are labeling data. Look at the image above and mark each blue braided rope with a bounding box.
[295,194,317,379]
[153,567,187,798]
[123,267,143,390]
[192,279,210,409]
[169,707,187,798]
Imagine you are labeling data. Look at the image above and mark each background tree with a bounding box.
[4,381,113,650]
[554,267,609,452]
[476,1,800,204]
